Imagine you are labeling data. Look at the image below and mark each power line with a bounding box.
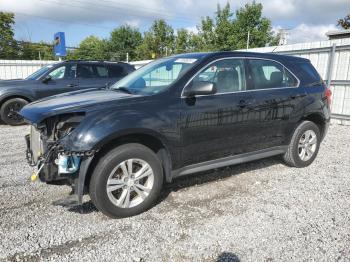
[17,40,77,50]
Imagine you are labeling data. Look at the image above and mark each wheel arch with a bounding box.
[301,112,327,139]
[0,94,33,110]
[83,132,174,191]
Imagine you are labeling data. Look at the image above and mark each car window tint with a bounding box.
[191,59,246,93]
[96,66,108,78]
[248,59,297,90]
[142,63,183,87]
[49,64,76,80]
[77,64,95,78]
[297,62,322,85]
[77,64,108,79]
[109,65,127,78]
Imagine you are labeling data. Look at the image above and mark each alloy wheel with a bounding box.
[106,158,154,208]
[5,102,23,122]
[298,130,317,161]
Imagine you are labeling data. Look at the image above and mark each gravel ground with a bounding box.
[0,124,349,262]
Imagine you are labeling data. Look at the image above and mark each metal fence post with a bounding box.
[326,43,336,87]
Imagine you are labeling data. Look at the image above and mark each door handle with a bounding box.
[67,83,77,87]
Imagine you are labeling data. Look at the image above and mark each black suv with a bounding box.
[21,52,331,218]
[0,60,135,125]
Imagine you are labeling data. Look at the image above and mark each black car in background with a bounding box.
[21,52,331,218]
[0,60,135,125]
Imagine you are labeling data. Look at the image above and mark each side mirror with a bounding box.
[41,75,52,84]
[183,81,216,97]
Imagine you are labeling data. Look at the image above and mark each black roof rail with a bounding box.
[62,60,129,64]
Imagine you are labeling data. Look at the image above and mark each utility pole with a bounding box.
[246,31,250,50]
[126,52,129,63]
[278,28,290,45]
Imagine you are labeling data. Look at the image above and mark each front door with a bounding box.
[35,63,78,99]
[180,58,257,167]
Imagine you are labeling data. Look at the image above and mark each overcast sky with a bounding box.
[0,0,347,47]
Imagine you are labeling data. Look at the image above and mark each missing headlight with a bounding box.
[54,113,85,140]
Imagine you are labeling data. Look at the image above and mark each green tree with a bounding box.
[137,19,174,59]
[70,35,109,60]
[215,3,235,50]
[107,25,142,61]
[338,13,350,29]
[230,2,278,49]
[175,28,191,53]
[195,3,235,51]
[196,16,217,51]
[0,12,18,59]
[17,41,55,60]
[195,2,277,52]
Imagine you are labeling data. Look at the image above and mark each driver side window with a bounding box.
[190,58,246,94]
[49,66,65,79]
[49,64,76,80]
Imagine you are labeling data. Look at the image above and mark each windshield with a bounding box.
[111,56,200,95]
[25,65,54,80]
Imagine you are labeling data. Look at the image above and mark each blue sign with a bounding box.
[53,32,66,57]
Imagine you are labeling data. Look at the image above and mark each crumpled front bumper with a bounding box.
[24,126,94,206]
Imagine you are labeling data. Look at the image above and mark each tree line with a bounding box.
[2,3,348,62]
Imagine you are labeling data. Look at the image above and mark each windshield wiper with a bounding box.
[113,87,133,94]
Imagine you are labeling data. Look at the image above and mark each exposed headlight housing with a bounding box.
[54,113,85,140]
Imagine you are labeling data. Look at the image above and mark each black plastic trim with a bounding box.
[171,146,287,178]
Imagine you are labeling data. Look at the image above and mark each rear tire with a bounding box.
[89,143,163,218]
[283,121,321,167]
[0,98,28,126]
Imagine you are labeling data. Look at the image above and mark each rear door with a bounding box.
[246,58,306,148]
[35,63,78,98]
[107,64,129,86]
[76,63,110,90]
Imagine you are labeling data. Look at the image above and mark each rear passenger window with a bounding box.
[248,59,298,90]
[96,66,108,78]
[77,64,108,78]
[109,65,127,78]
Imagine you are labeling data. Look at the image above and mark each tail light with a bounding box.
[325,87,332,106]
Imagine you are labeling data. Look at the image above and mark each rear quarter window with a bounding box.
[295,62,322,86]
[108,65,128,78]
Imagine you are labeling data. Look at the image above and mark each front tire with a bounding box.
[89,143,163,218]
[283,121,321,167]
[0,98,28,125]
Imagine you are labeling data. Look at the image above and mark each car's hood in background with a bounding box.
[0,79,35,88]
[20,88,136,124]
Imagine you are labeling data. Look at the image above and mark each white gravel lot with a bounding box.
[0,124,349,262]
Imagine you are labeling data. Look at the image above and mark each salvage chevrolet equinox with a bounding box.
[20,52,331,218]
